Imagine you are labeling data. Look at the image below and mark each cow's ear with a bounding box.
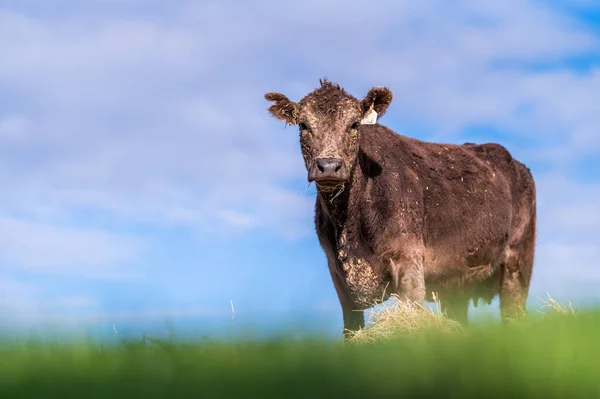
[361,86,393,118]
[264,92,299,125]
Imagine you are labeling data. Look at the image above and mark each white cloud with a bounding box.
[0,276,101,326]
[536,174,600,236]
[0,275,220,328]
[90,306,221,323]
[0,217,143,277]
[215,209,256,230]
[0,276,40,299]
[522,173,600,302]
[529,241,600,302]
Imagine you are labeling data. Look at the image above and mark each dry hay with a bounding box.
[346,292,576,344]
[536,292,576,316]
[346,293,463,343]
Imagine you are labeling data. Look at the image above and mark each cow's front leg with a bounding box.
[392,253,426,304]
[328,261,365,339]
[397,266,426,303]
[342,303,365,339]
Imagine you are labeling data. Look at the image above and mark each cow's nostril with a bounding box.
[312,158,346,180]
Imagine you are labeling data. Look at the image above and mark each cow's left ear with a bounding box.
[361,86,393,118]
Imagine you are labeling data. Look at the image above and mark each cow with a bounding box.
[264,79,537,339]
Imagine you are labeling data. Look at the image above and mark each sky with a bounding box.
[0,0,599,341]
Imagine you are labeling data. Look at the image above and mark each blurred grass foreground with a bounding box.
[1,295,599,398]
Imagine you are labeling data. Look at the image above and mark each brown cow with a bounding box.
[264,79,536,338]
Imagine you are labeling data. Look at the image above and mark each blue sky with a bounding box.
[0,0,599,340]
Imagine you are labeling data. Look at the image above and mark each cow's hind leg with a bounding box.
[499,222,535,323]
[501,162,536,323]
[499,258,528,322]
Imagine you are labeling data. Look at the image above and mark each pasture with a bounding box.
[2,297,599,398]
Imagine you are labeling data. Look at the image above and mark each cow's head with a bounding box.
[265,79,392,191]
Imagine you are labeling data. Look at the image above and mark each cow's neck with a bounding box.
[316,160,361,228]
[317,184,350,227]
[317,161,365,248]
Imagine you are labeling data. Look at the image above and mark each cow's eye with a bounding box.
[349,121,360,130]
[299,122,309,131]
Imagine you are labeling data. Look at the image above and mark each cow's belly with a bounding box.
[423,231,507,289]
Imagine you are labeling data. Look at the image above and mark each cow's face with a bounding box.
[265,79,392,191]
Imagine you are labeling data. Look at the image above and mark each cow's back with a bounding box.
[358,125,529,283]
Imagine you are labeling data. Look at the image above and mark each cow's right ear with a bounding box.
[264,92,299,125]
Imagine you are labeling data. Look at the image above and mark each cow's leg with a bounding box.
[500,214,536,323]
[499,265,527,322]
[438,292,470,326]
[393,254,426,304]
[499,252,531,323]
[499,246,534,322]
[342,304,365,339]
[328,261,364,339]
[500,178,536,323]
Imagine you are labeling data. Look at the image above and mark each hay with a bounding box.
[346,292,576,344]
[346,293,463,343]
[536,292,576,316]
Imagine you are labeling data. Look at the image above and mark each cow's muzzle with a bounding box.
[308,157,349,187]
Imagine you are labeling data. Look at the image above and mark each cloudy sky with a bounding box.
[1,0,599,339]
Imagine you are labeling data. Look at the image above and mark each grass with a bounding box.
[1,295,599,398]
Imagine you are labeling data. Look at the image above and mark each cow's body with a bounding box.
[315,124,536,332]
[265,79,536,337]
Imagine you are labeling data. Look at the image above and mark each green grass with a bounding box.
[1,306,600,398]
